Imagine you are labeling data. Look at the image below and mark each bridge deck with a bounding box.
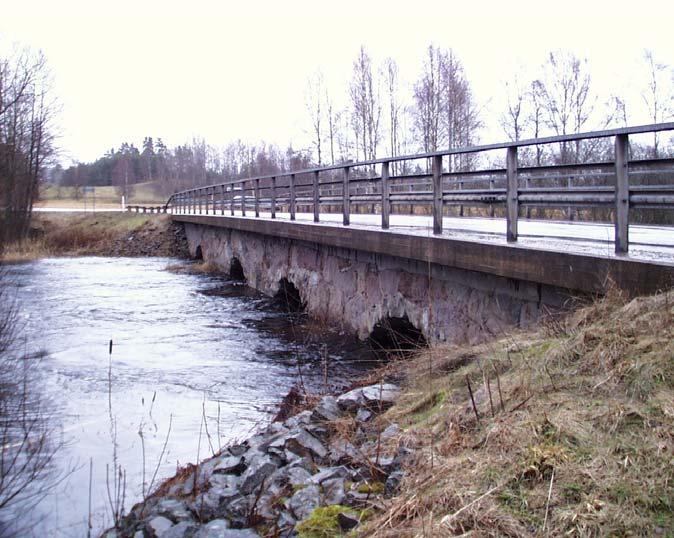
[173,211,674,295]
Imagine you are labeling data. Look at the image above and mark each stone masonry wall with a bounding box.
[183,223,567,344]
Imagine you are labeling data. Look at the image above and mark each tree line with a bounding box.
[53,137,314,199]
[52,45,674,201]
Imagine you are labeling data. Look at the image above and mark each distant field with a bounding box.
[37,181,167,209]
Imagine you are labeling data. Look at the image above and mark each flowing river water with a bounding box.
[2,257,377,537]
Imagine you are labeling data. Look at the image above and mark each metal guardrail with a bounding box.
[127,205,167,214]
[166,123,674,254]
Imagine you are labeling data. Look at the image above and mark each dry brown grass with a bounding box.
[361,289,674,537]
[1,213,158,261]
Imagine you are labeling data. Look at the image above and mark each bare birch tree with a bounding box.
[412,45,443,154]
[349,46,381,163]
[325,88,337,165]
[384,57,402,173]
[532,51,594,163]
[642,49,674,158]
[412,45,480,169]
[306,71,324,165]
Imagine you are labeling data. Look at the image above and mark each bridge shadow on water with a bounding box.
[195,270,427,395]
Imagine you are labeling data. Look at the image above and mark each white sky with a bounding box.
[2,0,674,165]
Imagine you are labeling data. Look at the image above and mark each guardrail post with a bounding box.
[254,178,260,217]
[220,185,225,215]
[198,189,202,214]
[313,171,320,222]
[241,181,246,216]
[382,161,390,229]
[230,185,235,216]
[290,174,296,221]
[343,166,350,226]
[432,155,443,234]
[506,146,519,242]
[615,133,629,253]
[271,176,276,219]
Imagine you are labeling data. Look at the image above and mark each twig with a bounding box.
[494,363,505,413]
[440,484,502,527]
[543,468,555,531]
[147,414,173,496]
[510,393,534,413]
[466,375,480,423]
[486,374,495,418]
[544,362,557,391]
[87,457,93,538]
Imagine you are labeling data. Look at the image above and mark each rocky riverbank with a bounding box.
[106,383,407,538]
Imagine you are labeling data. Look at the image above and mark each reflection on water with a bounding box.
[2,257,377,537]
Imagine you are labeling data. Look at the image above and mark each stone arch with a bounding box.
[368,314,427,355]
[273,278,306,312]
[229,257,246,282]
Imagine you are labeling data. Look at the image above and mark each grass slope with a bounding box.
[36,180,167,208]
[363,290,674,537]
[1,213,170,261]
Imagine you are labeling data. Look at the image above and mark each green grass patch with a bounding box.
[296,505,371,538]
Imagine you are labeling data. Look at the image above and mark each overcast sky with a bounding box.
[2,0,674,165]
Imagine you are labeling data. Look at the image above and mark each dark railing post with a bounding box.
[241,181,246,216]
[290,174,296,220]
[220,185,225,215]
[198,189,202,214]
[254,178,260,217]
[230,185,235,216]
[506,146,519,242]
[615,133,629,253]
[313,171,320,222]
[206,187,211,215]
[343,166,350,226]
[271,176,276,219]
[382,161,390,229]
[432,155,443,234]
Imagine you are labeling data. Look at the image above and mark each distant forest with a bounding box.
[50,45,674,199]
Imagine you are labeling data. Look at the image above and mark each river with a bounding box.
[1,257,376,537]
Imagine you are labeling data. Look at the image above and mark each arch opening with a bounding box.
[194,245,203,261]
[273,278,306,313]
[229,257,246,282]
[368,315,427,356]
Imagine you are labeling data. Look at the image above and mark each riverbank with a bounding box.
[1,213,190,262]
[107,287,674,537]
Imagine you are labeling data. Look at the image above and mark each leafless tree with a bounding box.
[412,45,480,169]
[412,45,443,154]
[441,49,481,171]
[642,49,674,158]
[532,51,594,163]
[325,88,337,166]
[349,46,381,163]
[0,277,68,536]
[500,75,529,143]
[384,57,402,173]
[305,71,324,165]
[0,43,57,246]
